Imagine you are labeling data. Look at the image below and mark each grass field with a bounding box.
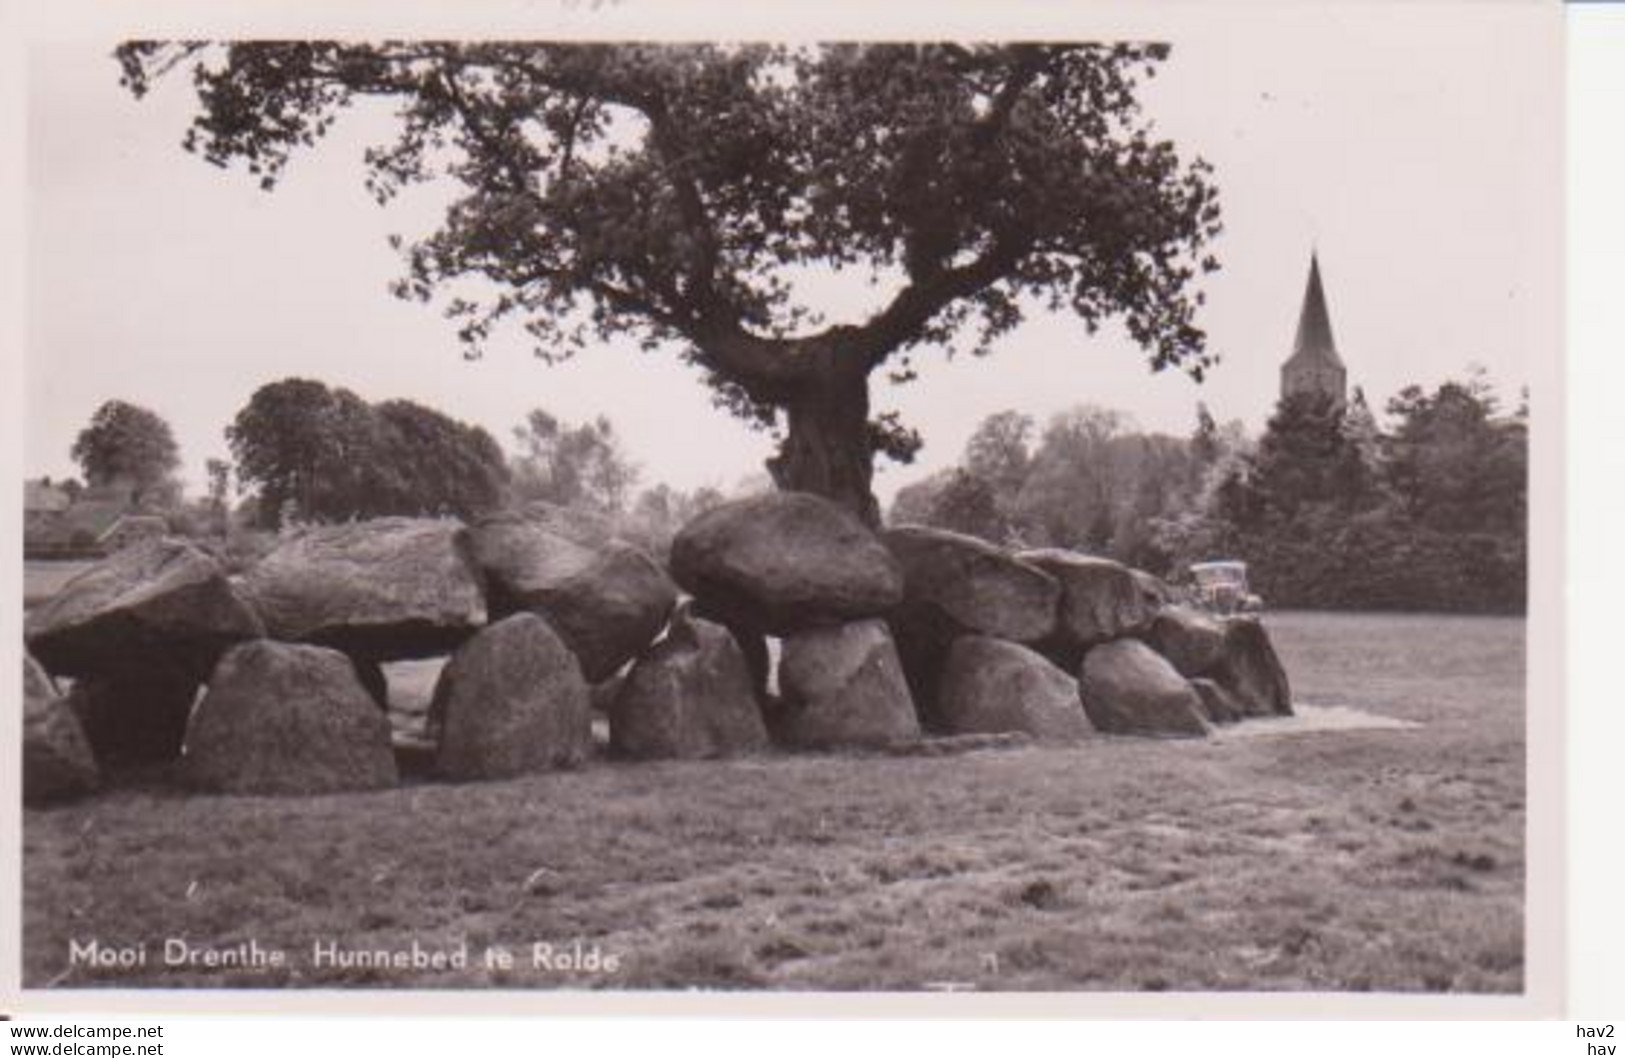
[20,610,1525,993]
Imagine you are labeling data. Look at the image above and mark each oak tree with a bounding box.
[119,42,1221,523]
[226,378,381,527]
[229,380,509,526]
[70,399,182,506]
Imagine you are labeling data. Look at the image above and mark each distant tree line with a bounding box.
[53,380,740,559]
[54,370,1527,613]
[1172,374,1528,613]
[227,379,511,528]
[888,403,1237,574]
[887,370,1528,614]
[69,399,183,508]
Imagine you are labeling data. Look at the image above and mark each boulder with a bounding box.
[1130,568,1177,611]
[512,501,618,549]
[1020,549,1154,665]
[1143,606,1228,678]
[1214,617,1293,717]
[429,614,591,780]
[935,636,1092,743]
[608,607,768,759]
[670,492,903,635]
[469,514,677,681]
[63,669,201,765]
[23,656,98,804]
[239,518,486,661]
[882,527,1060,725]
[1078,639,1209,738]
[883,526,1059,645]
[1188,677,1244,725]
[25,537,264,681]
[775,620,920,749]
[183,641,398,796]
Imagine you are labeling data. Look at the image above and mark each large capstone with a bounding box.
[935,635,1092,743]
[25,537,263,682]
[1129,568,1177,612]
[883,527,1060,645]
[608,607,769,759]
[775,619,920,749]
[183,641,399,796]
[882,526,1060,725]
[239,518,486,661]
[1020,549,1155,666]
[429,614,591,781]
[469,513,678,681]
[510,501,618,548]
[23,656,98,805]
[1142,606,1229,678]
[1078,639,1210,739]
[670,491,904,635]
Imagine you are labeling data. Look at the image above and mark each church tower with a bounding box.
[1280,252,1347,409]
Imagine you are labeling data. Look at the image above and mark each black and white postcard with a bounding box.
[6,0,1564,1017]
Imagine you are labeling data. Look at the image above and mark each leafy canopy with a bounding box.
[226,378,508,527]
[70,399,182,503]
[117,42,1222,421]
[510,409,639,514]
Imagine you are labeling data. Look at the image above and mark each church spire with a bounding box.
[1280,251,1348,407]
[1290,252,1342,368]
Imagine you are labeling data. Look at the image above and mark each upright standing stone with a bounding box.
[609,607,769,759]
[776,620,919,749]
[935,636,1092,743]
[429,614,591,780]
[1078,639,1210,738]
[23,656,98,805]
[184,641,398,796]
[1213,617,1294,717]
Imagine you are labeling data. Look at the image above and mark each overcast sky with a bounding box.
[25,9,1554,504]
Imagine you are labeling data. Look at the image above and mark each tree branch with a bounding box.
[858,231,1034,368]
[435,62,534,197]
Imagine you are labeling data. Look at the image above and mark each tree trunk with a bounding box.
[766,349,881,527]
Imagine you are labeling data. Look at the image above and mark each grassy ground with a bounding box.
[20,611,1525,992]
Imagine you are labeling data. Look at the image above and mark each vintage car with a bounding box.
[1188,560,1264,615]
